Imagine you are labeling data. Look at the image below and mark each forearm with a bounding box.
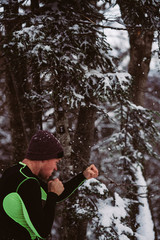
[57,172,86,203]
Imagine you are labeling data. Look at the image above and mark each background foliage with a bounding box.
[0,0,160,239]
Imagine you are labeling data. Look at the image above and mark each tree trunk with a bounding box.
[63,99,97,240]
[31,0,39,13]
[128,29,154,106]
[55,98,97,240]
[53,100,72,180]
[4,62,29,162]
[31,61,43,130]
[72,100,97,173]
[2,0,43,162]
[117,0,154,106]
[117,1,156,238]
[3,1,28,162]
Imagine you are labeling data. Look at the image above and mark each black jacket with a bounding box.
[0,162,86,240]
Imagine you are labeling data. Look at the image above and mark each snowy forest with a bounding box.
[0,0,160,239]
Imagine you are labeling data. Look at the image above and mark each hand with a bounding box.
[48,178,64,196]
[83,164,99,180]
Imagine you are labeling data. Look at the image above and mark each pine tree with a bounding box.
[0,1,159,239]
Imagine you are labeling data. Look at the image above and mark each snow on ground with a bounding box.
[97,193,133,239]
[134,164,155,240]
[80,179,134,240]
[79,170,155,240]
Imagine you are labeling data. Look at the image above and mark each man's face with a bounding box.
[39,158,61,181]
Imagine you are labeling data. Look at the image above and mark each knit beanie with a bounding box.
[25,130,64,160]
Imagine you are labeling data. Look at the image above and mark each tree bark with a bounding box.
[117,1,156,238]
[117,0,154,106]
[3,1,42,162]
[72,100,97,173]
[31,0,39,13]
[4,61,29,162]
[31,61,43,130]
[128,29,154,106]
[3,1,28,162]
[53,100,72,180]
[64,98,97,240]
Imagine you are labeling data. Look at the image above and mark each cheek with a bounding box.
[44,162,56,175]
[46,165,52,173]
[48,163,56,174]
[51,162,57,170]
[44,168,52,180]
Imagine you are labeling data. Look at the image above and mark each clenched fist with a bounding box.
[83,164,99,180]
[48,178,64,196]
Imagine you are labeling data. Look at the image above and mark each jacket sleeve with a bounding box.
[17,178,58,238]
[57,172,86,203]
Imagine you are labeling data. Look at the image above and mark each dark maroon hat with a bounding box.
[25,130,64,160]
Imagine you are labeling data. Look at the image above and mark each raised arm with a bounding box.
[57,164,99,203]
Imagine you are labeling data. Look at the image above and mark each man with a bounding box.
[0,130,98,240]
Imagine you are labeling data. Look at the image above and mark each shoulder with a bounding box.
[16,177,42,202]
[1,164,23,185]
[17,177,40,192]
[2,164,21,177]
